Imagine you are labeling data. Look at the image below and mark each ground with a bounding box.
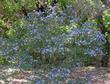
[1,66,110,84]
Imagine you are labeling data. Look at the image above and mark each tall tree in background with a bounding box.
[97,0,110,66]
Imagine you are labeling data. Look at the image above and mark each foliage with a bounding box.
[103,9,110,49]
[0,0,110,69]
[0,56,5,64]
[0,8,106,68]
[1,0,110,83]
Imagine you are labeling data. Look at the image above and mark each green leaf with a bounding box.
[6,28,16,38]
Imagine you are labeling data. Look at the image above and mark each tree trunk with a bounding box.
[95,12,109,67]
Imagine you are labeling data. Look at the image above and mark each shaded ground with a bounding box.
[1,66,110,84]
[69,67,110,84]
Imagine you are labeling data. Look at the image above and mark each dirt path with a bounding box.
[1,66,110,84]
[69,67,110,84]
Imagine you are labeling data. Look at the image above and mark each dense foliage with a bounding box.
[0,0,110,70]
[1,0,110,83]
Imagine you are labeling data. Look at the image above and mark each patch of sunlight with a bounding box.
[7,77,13,81]
[0,80,5,84]
[12,79,28,82]
[85,66,96,71]
[105,81,110,84]
[4,68,20,73]
[106,73,110,78]
[2,68,20,75]
[8,78,29,83]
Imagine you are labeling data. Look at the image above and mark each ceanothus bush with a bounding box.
[0,6,106,67]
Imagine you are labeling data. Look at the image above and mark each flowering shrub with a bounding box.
[0,7,106,68]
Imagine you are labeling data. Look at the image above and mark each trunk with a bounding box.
[35,0,58,11]
[35,0,46,12]
[21,6,28,16]
[96,12,109,67]
[13,0,28,16]
[51,0,58,6]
